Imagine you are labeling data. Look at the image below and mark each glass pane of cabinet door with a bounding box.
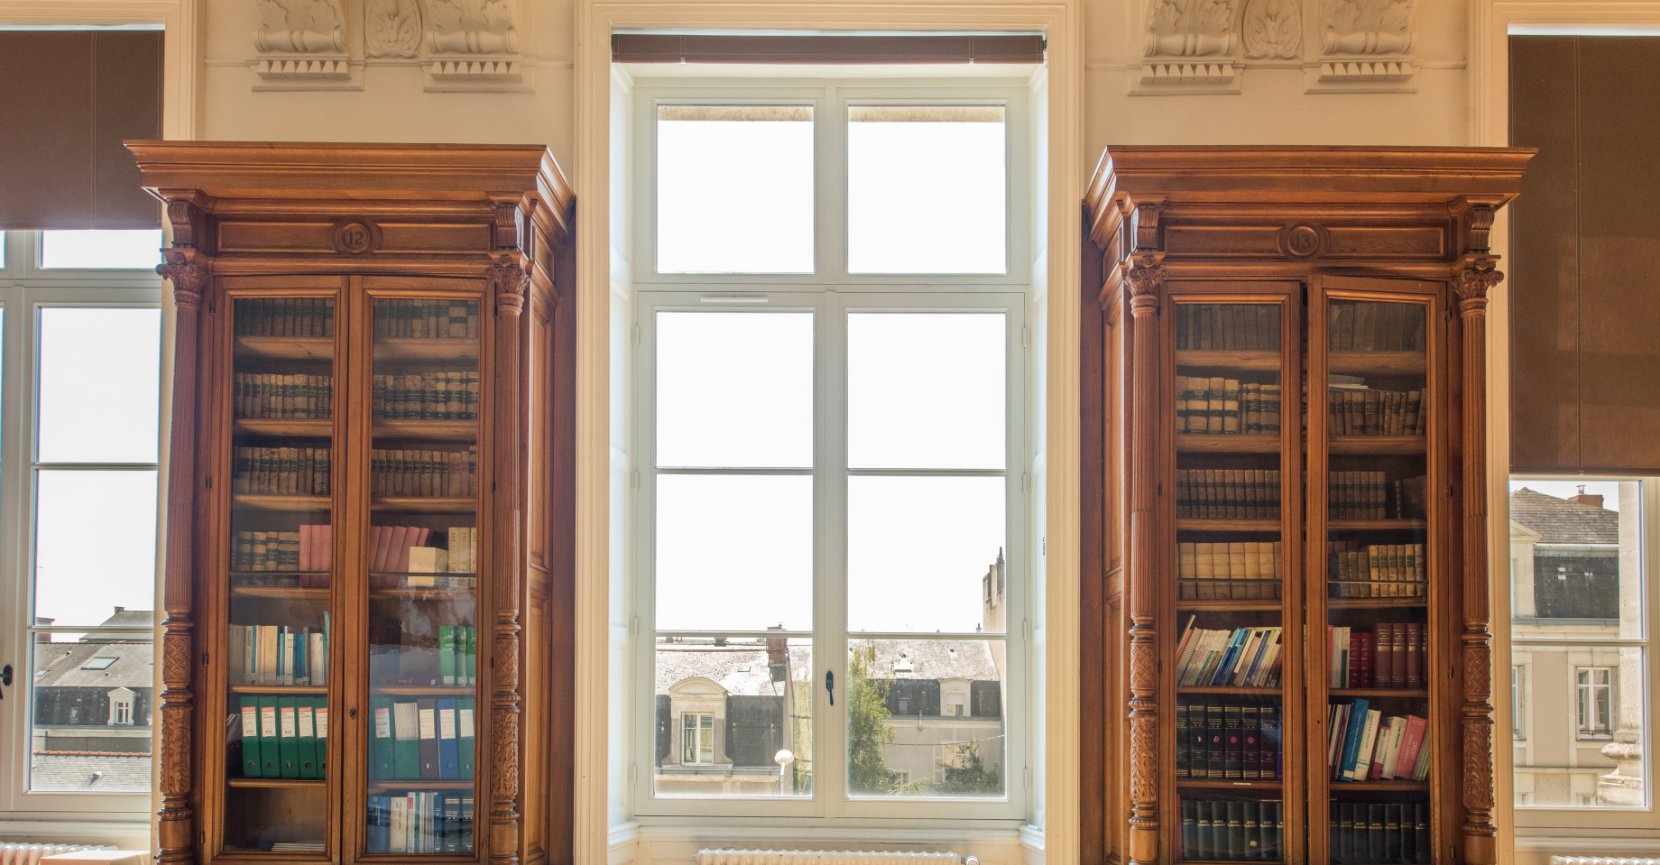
[1310,287,1438,865]
[360,293,484,856]
[1168,292,1299,864]
[223,290,338,856]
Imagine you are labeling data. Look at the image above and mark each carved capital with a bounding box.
[157,250,210,308]
[1132,203,1164,253]
[1455,260,1504,313]
[1145,0,1239,58]
[1124,258,1165,313]
[489,255,530,315]
[366,0,423,58]
[1242,0,1302,59]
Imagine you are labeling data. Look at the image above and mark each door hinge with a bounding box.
[202,651,210,667]
[204,475,212,490]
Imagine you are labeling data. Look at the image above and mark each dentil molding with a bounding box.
[252,0,354,87]
[1136,0,1241,93]
[1309,0,1419,92]
[421,0,525,90]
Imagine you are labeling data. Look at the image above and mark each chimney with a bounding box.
[35,616,55,644]
[766,624,786,667]
[1570,484,1605,509]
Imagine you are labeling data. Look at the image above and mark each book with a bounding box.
[258,696,281,778]
[239,697,262,778]
[437,698,460,780]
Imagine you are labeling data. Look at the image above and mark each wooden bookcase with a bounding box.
[1081,147,1532,865]
[129,143,574,865]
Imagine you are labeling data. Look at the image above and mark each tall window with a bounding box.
[1510,478,1655,823]
[633,78,1029,821]
[0,230,162,815]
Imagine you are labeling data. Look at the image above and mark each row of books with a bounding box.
[1328,301,1426,352]
[370,447,477,498]
[436,626,479,686]
[369,696,477,781]
[234,446,331,496]
[236,298,334,338]
[232,526,331,578]
[1176,704,1282,781]
[367,525,477,581]
[1329,801,1432,864]
[1175,620,1284,688]
[1329,471,1426,520]
[366,791,474,854]
[1179,798,1283,862]
[1326,700,1431,782]
[228,623,328,686]
[1177,469,1281,520]
[375,299,479,340]
[1177,304,1282,352]
[234,373,332,421]
[1328,386,1426,436]
[1328,623,1426,689]
[1176,376,1283,435]
[1328,541,1427,599]
[236,695,327,779]
[372,372,480,421]
[1177,541,1283,601]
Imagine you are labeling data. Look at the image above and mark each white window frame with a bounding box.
[628,75,1032,827]
[1577,667,1616,740]
[0,230,162,819]
[1512,664,1527,741]
[681,712,717,765]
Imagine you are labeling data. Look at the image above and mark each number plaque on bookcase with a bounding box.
[133,142,574,865]
[1083,146,1532,865]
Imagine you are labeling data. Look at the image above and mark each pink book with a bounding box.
[370,525,394,575]
[1394,714,1429,780]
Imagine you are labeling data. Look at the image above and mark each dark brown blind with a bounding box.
[0,30,163,230]
[612,33,1044,65]
[1510,36,1660,474]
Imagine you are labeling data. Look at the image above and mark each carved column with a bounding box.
[156,249,209,865]
[1455,258,1503,865]
[487,254,528,865]
[1124,252,1164,865]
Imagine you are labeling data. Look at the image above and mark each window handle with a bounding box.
[0,662,11,701]
[825,670,835,706]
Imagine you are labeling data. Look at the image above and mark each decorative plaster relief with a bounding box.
[1241,0,1301,60]
[422,0,525,88]
[252,0,352,85]
[365,0,423,58]
[1310,0,1417,89]
[1137,0,1240,92]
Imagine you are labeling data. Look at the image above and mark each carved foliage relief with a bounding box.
[1242,0,1302,59]
[254,0,346,53]
[1322,0,1416,56]
[1144,0,1239,58]
[366,0,423,57]
[425,0,519,55]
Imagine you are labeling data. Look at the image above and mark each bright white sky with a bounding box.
[1510,478,1628,511]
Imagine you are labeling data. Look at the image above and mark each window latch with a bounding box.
[0,662,11,700]
[825,670,835,706]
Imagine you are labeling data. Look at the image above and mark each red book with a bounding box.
[1375,624,1393,688]
[370,525,395,579]
[1405,622,1424,687]
[1395,714,1429,780]
[1353,632,1373,689]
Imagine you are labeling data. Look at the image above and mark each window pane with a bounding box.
[657,311,813,469]
[38,307,162,463]
[848,312,1005,470]
[30,638,153,792]
[1510,480,1641,638]
[1512,645,1644,808]
[657,105,813,274]
[847,639,1005,798]
[40,230,163,270]
[848,476,1005,633]
[847,106,1006,274]
[34,469,158,626]
[655,474,812,631]
[654,635,812,798]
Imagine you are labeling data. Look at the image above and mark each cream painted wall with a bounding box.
[199,0,1474,173]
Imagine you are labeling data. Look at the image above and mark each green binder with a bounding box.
[463,626,475,687]
[370,696,395,779]
[297,700,319,779]
[439,625,457,686]
[257,696,281,777]
[239,697,262,778]
[457,697,475,778]
[278,696,301,779]
[314,698,329,778]
[392,700,422,780]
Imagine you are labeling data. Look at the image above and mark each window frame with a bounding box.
[0,229,163,818]
[1577,666,1616,739]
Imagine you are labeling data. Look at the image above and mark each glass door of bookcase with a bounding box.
[1307,281,1441,865]
[353,286,487,859]
[222,282,341,857]
[1166,289,1301,865]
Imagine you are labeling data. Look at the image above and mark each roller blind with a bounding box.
[0,29,163,230]
[1509,35,1660,474]
[612,33,1045,65]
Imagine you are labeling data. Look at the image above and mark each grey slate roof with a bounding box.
[29,752,151,791]
[33,641,154,689]
[867,639,998,681]
[654,638,999,696]
[1510,487,1620,545]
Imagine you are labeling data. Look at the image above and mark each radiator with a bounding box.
[0,846,115,865]
[696,851,975,865]
[1550,858,1660,865]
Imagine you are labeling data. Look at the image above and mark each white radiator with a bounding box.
[696,851,975,865]
[0,846,115,865]
[1550,858,1660,865]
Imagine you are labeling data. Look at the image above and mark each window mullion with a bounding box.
[817,290,849,817]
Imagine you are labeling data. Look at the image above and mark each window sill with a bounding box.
[0,816,150,848]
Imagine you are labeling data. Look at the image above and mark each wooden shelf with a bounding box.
[1327,518,1427,531]
[1177,779,1284,790]
[373,420,478,441]
[1178,518,1281,532]
[1177,434,1281,454]
[369,586,478,601]
[1177,686,1280,696]
[1328,351,1426,377]
[230,584,329,600]
[234,494,331,512]
[370,685,476,697]
[235,336,333,361]
[1177,601,1283,612]
[374,339,477,363]
[367,780,474,792]
[228,778,325,789]
[1328,779,1429,792]
[229,685,329,695]
[235,418,332,438]
[1176,349,1281,371]
[372,497,475,514]
[1329,435,1425,455]
[1329,688,1428,699]
[1327,598,1428,610]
